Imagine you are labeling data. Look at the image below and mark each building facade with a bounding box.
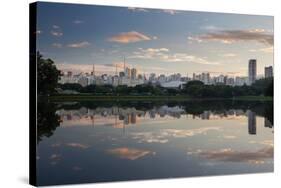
[265,66,273,78]
[248,59,257,85]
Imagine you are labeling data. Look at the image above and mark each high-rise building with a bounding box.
[67,71,72,77]
[91,64,95,76]
[248,59,257,85]
[265,66,273,78]
[202,72,210,84]
[235,76,247,86]
[119,71,125,77]
[131,68,137,79]
[125,67,131,78]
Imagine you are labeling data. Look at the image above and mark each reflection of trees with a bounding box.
[57,100,273,126]
[37,101,61,142]
[58,100,273,124]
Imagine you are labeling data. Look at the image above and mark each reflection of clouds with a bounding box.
[107,147,155,160]
[49,154,61,165]
[132,132,169,144]
[50,154,61,160]
[249,140,273,147]
[73,166,82,171]
[223,135,237,139]
[132,127,221,144]
[66,143,89,149]
[51,143,89,149]
[187,146,273,164]
[164,127,221,137]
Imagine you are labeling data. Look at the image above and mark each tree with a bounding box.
[37,52,61,95]
[265,79,273,96]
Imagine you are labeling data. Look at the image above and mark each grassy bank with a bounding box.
[49,94,273,102]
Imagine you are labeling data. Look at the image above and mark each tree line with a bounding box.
[58,78,273,98]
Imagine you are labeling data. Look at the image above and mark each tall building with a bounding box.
[131,68,137,79]
[67,71,72,77]
[125,67,131,78]
[202,72,210,84]
[265,66,273,78]
[248,59,257,85]
[91,64,95,76]
[235,76,247,86]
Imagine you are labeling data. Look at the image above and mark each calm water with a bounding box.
[36,100,273,186]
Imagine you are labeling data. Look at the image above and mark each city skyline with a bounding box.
[36,3,273,77]
[58,59,272,88]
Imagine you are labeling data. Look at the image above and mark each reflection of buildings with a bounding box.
[264,118,273,128]
[247,110,257,135]
[57,106,272,136]
[201,111,210,120]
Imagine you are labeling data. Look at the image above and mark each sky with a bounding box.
[36,2,274,77]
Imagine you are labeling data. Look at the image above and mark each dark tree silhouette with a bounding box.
[37,52,61,95]
[37,101,62,142]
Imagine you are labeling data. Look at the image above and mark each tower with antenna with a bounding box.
[123,56,126,72]
[92,64,95,77]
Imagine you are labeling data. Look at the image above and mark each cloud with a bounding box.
[200,25,221,31]
[188,29,273,45]
[52,43,63,48]
[73,20,84,24]
[56,63,125,74]
[221,53,237,57]
[187,146,273,164]
[67,41,91,48]
[107,147,155,160]
[50,30,63,37]
[163,9,178,15]
[249,46,273,53]
[108,31,151,43]
[130,48,220,65]
[128,7,149,12]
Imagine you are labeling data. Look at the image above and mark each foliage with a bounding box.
[37,52,61,95]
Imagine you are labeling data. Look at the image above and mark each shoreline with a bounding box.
[47,95,273,102]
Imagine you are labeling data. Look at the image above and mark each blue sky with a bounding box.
[36,2,273,77]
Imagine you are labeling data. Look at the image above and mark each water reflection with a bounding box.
[248,111,256,135]
[53,103,273,136]
[36,100,273,186]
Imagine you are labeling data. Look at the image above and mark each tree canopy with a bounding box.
[37,52,61,95]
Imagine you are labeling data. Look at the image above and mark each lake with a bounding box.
[36,100,273,186]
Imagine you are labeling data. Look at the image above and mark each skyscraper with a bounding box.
[131,68,137,79]
[248,59,257,85]
[265,66,273,78]
[125,67,131,78]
